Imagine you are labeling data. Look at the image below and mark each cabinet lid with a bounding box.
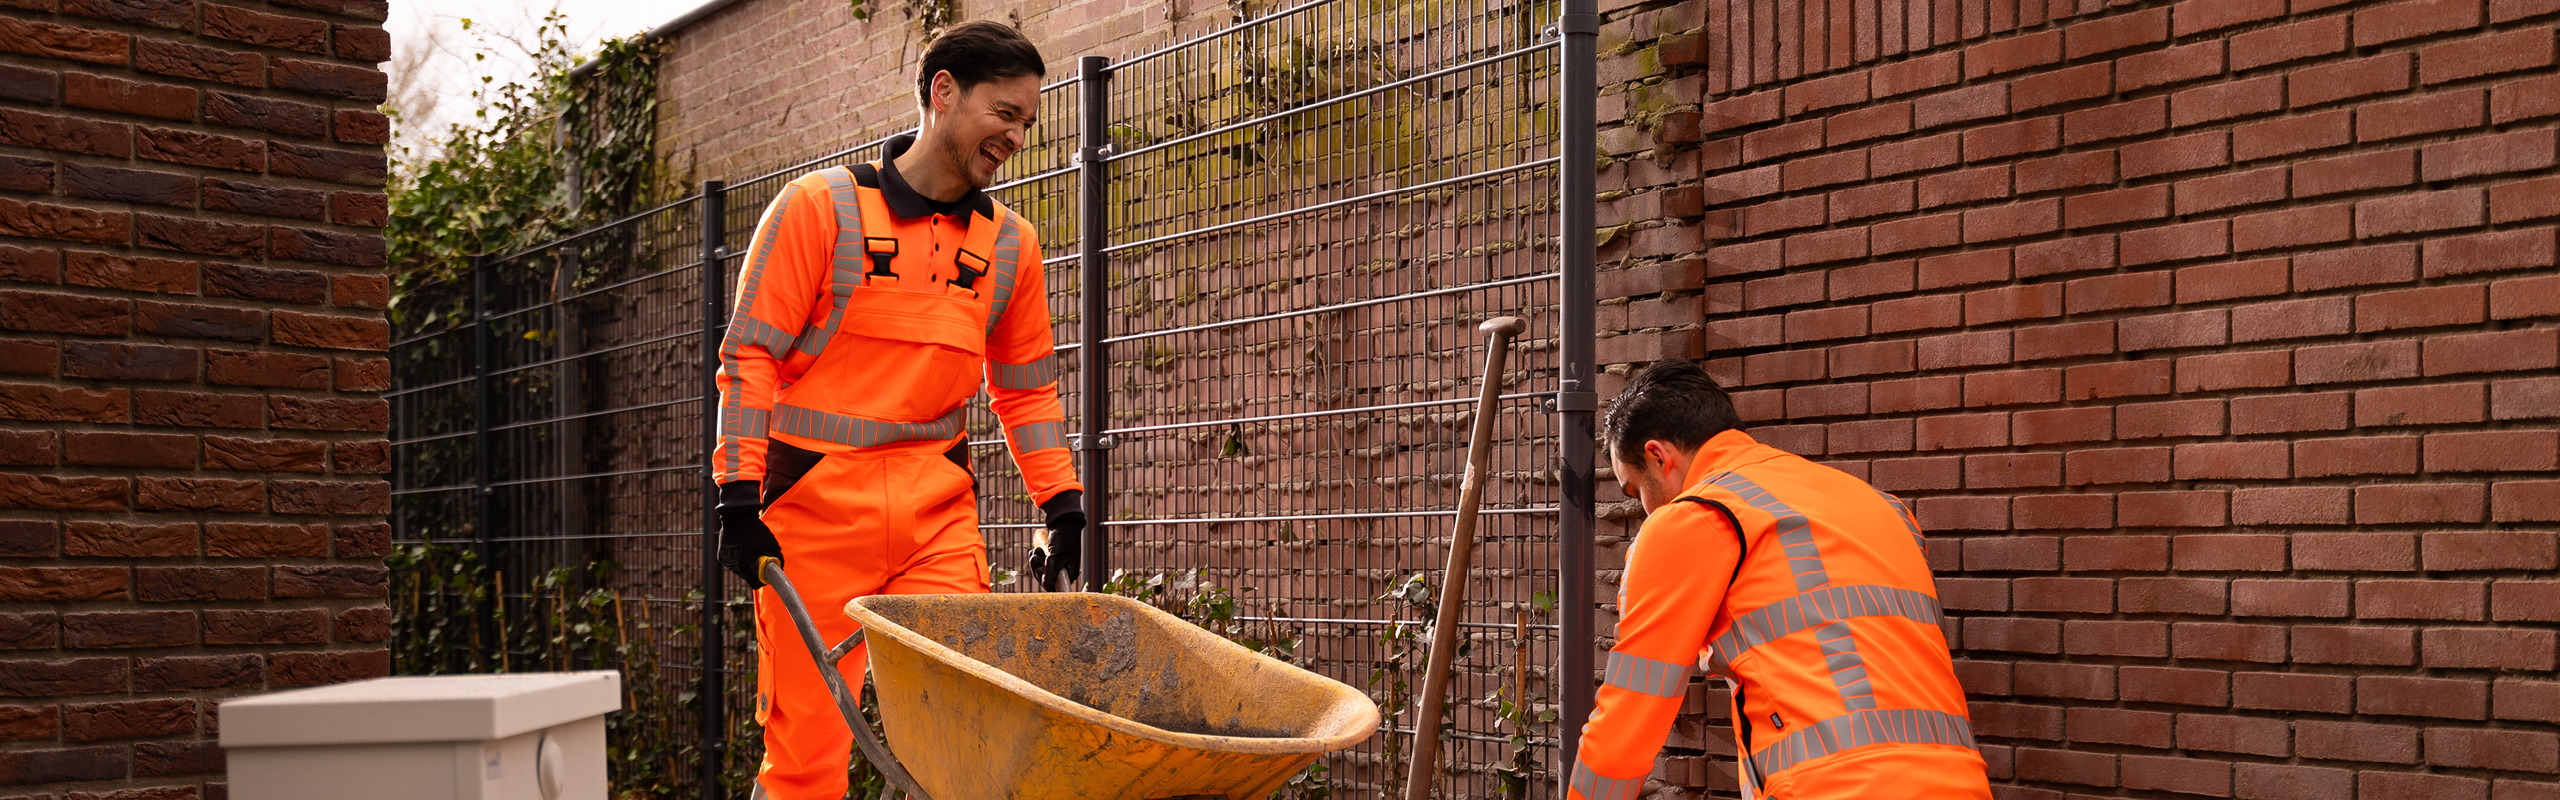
[220,671,621,747]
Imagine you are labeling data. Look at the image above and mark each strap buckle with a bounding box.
[863,237,899,280]
[952,249,988,292]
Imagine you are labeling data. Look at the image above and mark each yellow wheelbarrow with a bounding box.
[760,559,1380,800]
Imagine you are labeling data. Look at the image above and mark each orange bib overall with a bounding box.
[1570,430,1989,800]
[715,139,1081,800]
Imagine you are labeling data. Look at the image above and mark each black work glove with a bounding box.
[717,482,781,589]
[1030,490,1085,592]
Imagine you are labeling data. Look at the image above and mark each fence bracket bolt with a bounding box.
[1069,433,1119,451]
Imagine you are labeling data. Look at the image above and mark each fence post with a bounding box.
[470,252,496,670]
[697,180,729,800]
[1557,0,1602,780]
[1076,56,1112,590]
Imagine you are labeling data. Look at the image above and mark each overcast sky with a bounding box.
[386,0,711,157]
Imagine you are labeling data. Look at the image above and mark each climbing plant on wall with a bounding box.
[385,13,663,298]
[380,16,740,799]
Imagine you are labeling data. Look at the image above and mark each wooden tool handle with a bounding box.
[1403,315,1526,800]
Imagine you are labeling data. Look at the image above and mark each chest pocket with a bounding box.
[788,164,1007,423]
[835,278,988,419]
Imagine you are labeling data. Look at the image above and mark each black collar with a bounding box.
[878,134,996,221]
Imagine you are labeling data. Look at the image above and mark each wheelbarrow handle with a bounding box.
[759,558,938,800]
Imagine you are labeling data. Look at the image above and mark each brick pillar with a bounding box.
[0,0,393,797]
[1663,0,2560,797]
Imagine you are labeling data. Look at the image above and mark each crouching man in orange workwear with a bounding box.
[1568,360,1990,800]
[709,21,1085,800]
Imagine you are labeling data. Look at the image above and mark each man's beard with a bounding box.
[940,130,997,190]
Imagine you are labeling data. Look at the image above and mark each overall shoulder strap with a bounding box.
[789,167,866,359]
[951,204,1005,295]
[847,163,901,283]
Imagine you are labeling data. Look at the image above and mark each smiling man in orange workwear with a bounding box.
[710,21,1084,800]
[1568,360,1989,800]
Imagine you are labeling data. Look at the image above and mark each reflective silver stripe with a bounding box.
[1714,472,1829,591]
[1878,489,1925,551]
[719,187,806,478]
[984,215,1026,336]
[723,315,798,357]
[1009,420,1067,452]
[1749,707,1977,779]
[716,403,770,476]
[796,167,864,359]
[988,355,1057,390]
[769,404,964,448]
[717,360,742,478]
[1567,762,1644,800]
[1711,584,1945,666]
[715,361,765,479]
[1714,472,1890,713]
[1603,650,1691,698]
[1816,622,1878,711]
[736,185,795,319]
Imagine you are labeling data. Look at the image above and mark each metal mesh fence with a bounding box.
[387,189,758,791]
[1089,2,1565,796]
[387,1,1592,796]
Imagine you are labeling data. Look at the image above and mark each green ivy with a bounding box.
[386,14,663,302]
[382,24,694,786]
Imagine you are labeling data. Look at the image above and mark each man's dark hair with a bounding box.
[1602,359,1741,465]
[916,21,1046,104]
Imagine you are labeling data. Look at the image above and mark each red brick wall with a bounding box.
[1601,0,2559,795]
[647,0,2559,794]
[0,0,394,796]
[654,0,1225,191]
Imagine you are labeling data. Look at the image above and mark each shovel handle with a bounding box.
[760,558,937,800]
[1403,316,1528,800]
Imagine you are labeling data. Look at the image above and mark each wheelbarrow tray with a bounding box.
[845,592,1378,800]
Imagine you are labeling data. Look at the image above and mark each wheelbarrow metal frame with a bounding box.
[759,557,938,800]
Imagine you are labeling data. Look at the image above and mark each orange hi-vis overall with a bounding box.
[714,137,1081,800]
[1570,430,1989,800]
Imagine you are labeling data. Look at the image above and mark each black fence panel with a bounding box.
[388,2,1596,796]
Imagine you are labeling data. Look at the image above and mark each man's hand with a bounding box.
[1030,511,1083,591]
[1030,491,1087,591]
[718,504,782,589]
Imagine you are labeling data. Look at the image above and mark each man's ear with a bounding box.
[929,70,959,114]
[1642,439,1675,472]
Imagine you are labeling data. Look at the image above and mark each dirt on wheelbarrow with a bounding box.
[930,604,1307,740]
[1137,717,1295,739]
[850,593,1383,800]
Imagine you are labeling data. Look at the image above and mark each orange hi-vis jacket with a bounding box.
[717,136,1084,800]
[1571,430,1989,800]
[713,142,1080,509]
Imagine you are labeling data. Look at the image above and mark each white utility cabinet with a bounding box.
[220,671,620,800]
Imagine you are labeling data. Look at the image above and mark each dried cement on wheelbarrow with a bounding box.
[846,592,1378,800]
[925,601,1296,739]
